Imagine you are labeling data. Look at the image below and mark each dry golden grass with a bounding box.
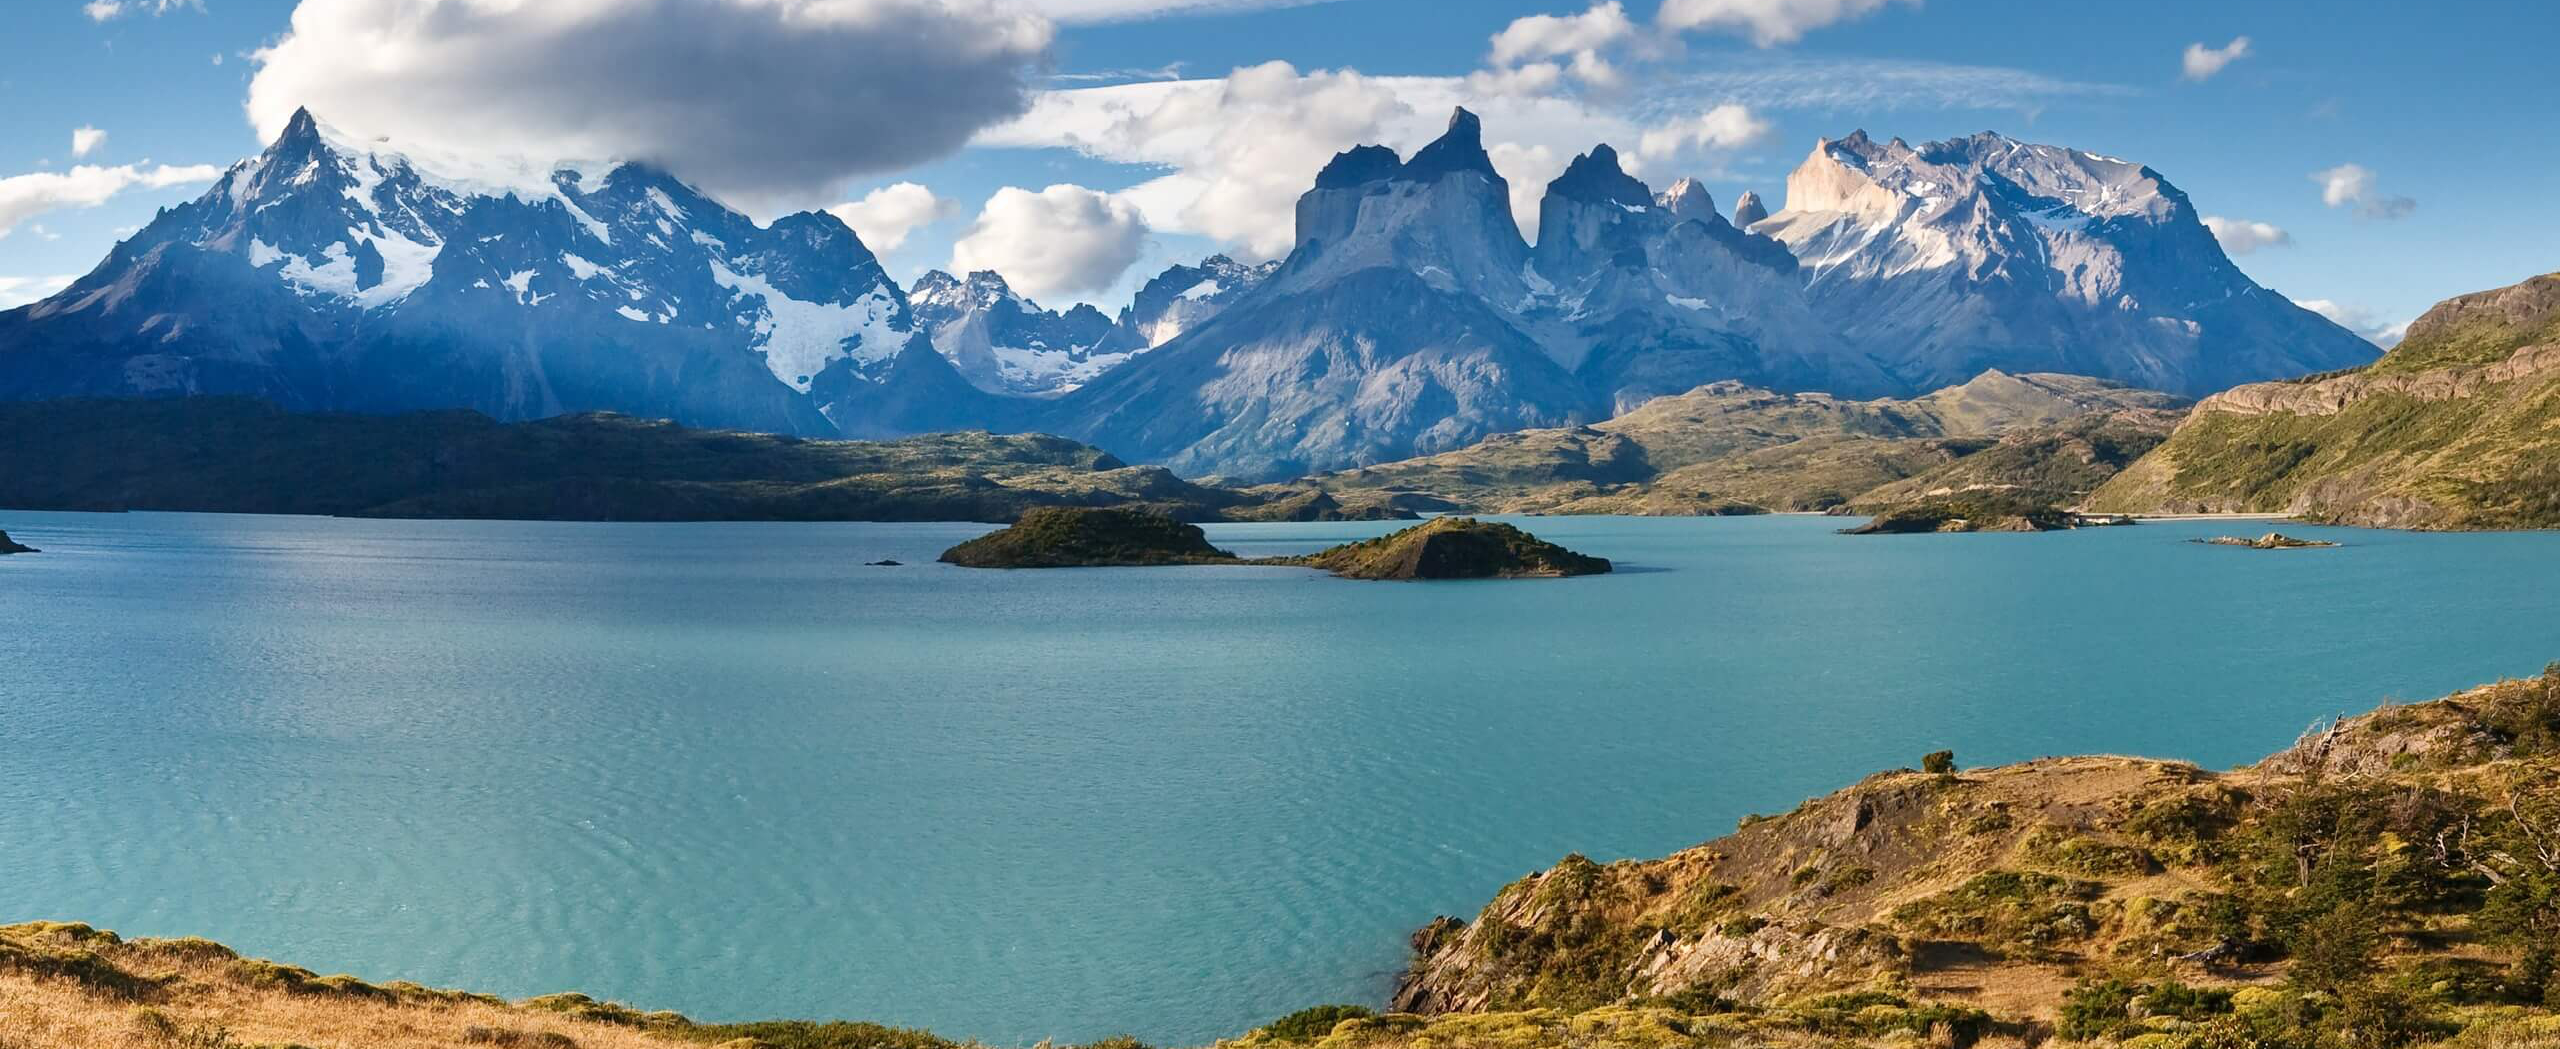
[0,922,709,1049]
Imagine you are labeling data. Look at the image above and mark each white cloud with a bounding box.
[1657,0,1917,47]
[71,127,108,159]
[0,163,222,238]
[83,0,201,20]
[2311,163,2415,220]
[1637,103,1772,162]
[1466,61,1567,98]
[247,0,1053,210]
[2294,298,2409,347]
[1490,2,1635,66]
[2202,216,2291,255]
[951,184,1148,301]
[826,182,958,254]
[1023,0,1345,22]
[0,275,80,309]
[2181,36,2252,81]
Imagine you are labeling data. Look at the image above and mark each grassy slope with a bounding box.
[0,397,1261,524]
[2090,273,2560,529]
[1263,373,2184,516]
[10,669,2557,1049]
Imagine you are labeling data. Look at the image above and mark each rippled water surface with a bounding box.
[3,511,2556,1043]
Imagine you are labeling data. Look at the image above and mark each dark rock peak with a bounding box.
[1313,145,1404,188]
[1731,191,1770,228]
[1548,145,1653,208]
[274,107,324,148]
[1401,107,1497,182]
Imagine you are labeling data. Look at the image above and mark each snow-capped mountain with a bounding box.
[1087,254,1278,355]
[0,108,995,437]
[1755,130,2375,395]
[907,270,1114,396]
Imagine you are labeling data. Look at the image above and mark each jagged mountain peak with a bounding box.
[1731,191,1770,228]
[1403,107,1495,182]
[1655,178,1717,223]
[1549,146,1652,209]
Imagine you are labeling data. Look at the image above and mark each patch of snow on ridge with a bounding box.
[1178,280,1221,301]
[1667,295,1713,311]
[711,260,909,391]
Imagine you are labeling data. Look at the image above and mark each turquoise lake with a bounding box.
[2,511,2556,1043]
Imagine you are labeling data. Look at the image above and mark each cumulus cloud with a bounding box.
[982,62,1422,259]
[246,0,1053,209]
[951,184,1148,301]
[71,127,108,159]
[1489,2,1635,74]
[1637,104,1773,162]
[1657,0,1916,47]
[2311,163,2416,220]
[827,182,959,254]
[85,0,202,20]
[2295,299,2409,347]
[2181,36,2252,81]
[0,274,80,309]
[2202,216,2291,255]
[980,61,1812,255]
[0,163,222,238]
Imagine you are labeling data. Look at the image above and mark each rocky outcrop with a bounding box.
[937,507,1238,568]
[1393,664,2560,1021]
[1840,493,2074,533]
[1276,517,1611,579]
[0,530,35,554]
[2195,532,2336,549]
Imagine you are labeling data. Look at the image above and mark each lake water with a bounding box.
[2,511,2555,1043]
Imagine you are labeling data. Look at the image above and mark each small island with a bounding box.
[0,530,37,555]
[937,507,1240,568]
[1840,493,2074,534]
[939,510,1611,579]
[2196,532,2339,550]
[1270,517,1612,579]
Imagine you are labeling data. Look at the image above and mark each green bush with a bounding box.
[1260,1005,1373,1042]
[2058,977,2145,1040]
[1922,750,1956,775]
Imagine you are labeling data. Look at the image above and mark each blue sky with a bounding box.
[4,0,2554,340]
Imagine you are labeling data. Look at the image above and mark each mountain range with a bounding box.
[0,107,2378,481]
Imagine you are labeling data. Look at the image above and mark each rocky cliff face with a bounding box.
[1755,131,2378,396]
[0,108,1000,438]
[2089,271,2560,528]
